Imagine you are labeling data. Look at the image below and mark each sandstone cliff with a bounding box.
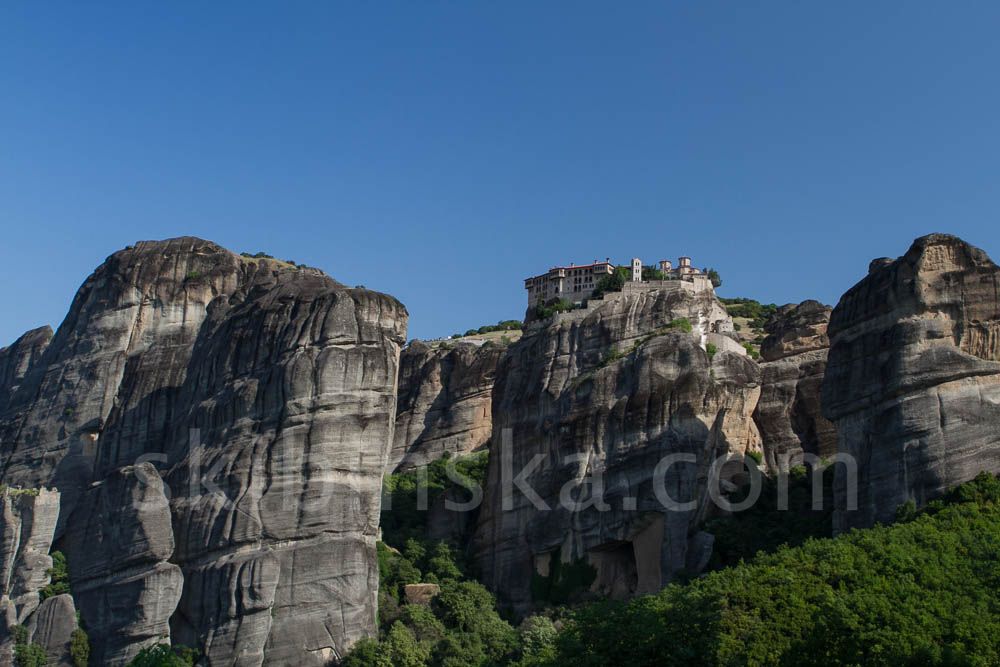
[822,234,1000,531]
[0,237,407,665]
[753,300,838,471]
[473,286,761,613]
[391,341,502,472]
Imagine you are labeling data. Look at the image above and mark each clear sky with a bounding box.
[2,2,999,345]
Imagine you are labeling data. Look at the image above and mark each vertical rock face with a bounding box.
[26,594,79,667]
[474,287,761,613]
[66,464,181,665]
[0,489,60,624]
[0,489,82,665]
[0,237,408,665]
[167,268,406,666]
[822,234,1000,531]
[391,341,503,471]
[0,327,52,413]
[753,300,838,471]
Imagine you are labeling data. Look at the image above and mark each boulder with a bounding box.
[403,583,441,606]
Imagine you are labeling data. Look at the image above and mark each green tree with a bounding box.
[70,628,90,667]
[14,642,47,667]
[592,267,629,299]
[341,638,392,667]
[40,550,71,600]
[641,266,667,281]
[425,542,462,582]
[550,472,1000,666]
[515,616,558,666]
[126,644,196,667]
[707,268,722,288]
[384,622,431,667]
[434,581,517,662]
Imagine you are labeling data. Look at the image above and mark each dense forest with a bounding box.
[344,459,1000,667]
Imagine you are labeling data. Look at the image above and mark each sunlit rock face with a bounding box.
[822,234,1000,532]
[754,300,838,472]
[391,341,502,472]
[473,287,761,613]
[0,326,52,414]
[0,237,407,665]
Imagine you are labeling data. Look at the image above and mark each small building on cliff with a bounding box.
[524,256,713,307]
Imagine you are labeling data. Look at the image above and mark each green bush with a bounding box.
[719,297,777,329]
[70,628,90,667]
[126,644,197,667]
[454,321,523,339]
[641,266,668,281]
[14,642,47,667]
[40,550,70,601]
[515,616,558,666]
[534,299,575,320]
[434,580,518,662]
[10,623,52,667]
[705,342,717,360]
[341,638,391,667]
[742,341,760,359]
[707,268,722,288]
[666,317,692,333]
[591,267,630,299]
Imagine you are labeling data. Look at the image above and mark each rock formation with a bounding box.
[0,327,52,414]
[753,300,838,471]
[26,594,79,666]
[474,286,761,613]
[0,488,84,665]
[0,237,408,665]
[822,234,1000,531]
[0,489,60,626]
[391,341,503,471]
[66,464,181,665]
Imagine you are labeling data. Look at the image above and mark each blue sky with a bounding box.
[2,2,999,344]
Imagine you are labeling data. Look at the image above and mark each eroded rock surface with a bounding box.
[0,489,60,624]
[391,341,503,471]
[0,327,52,413]
[822,234,1000,531]
[753,301,838,471]
[473,287,761,613]
[0,488,80,665]
[0,237,407,665]
[27,593,79,666]
[66,463,181,665]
